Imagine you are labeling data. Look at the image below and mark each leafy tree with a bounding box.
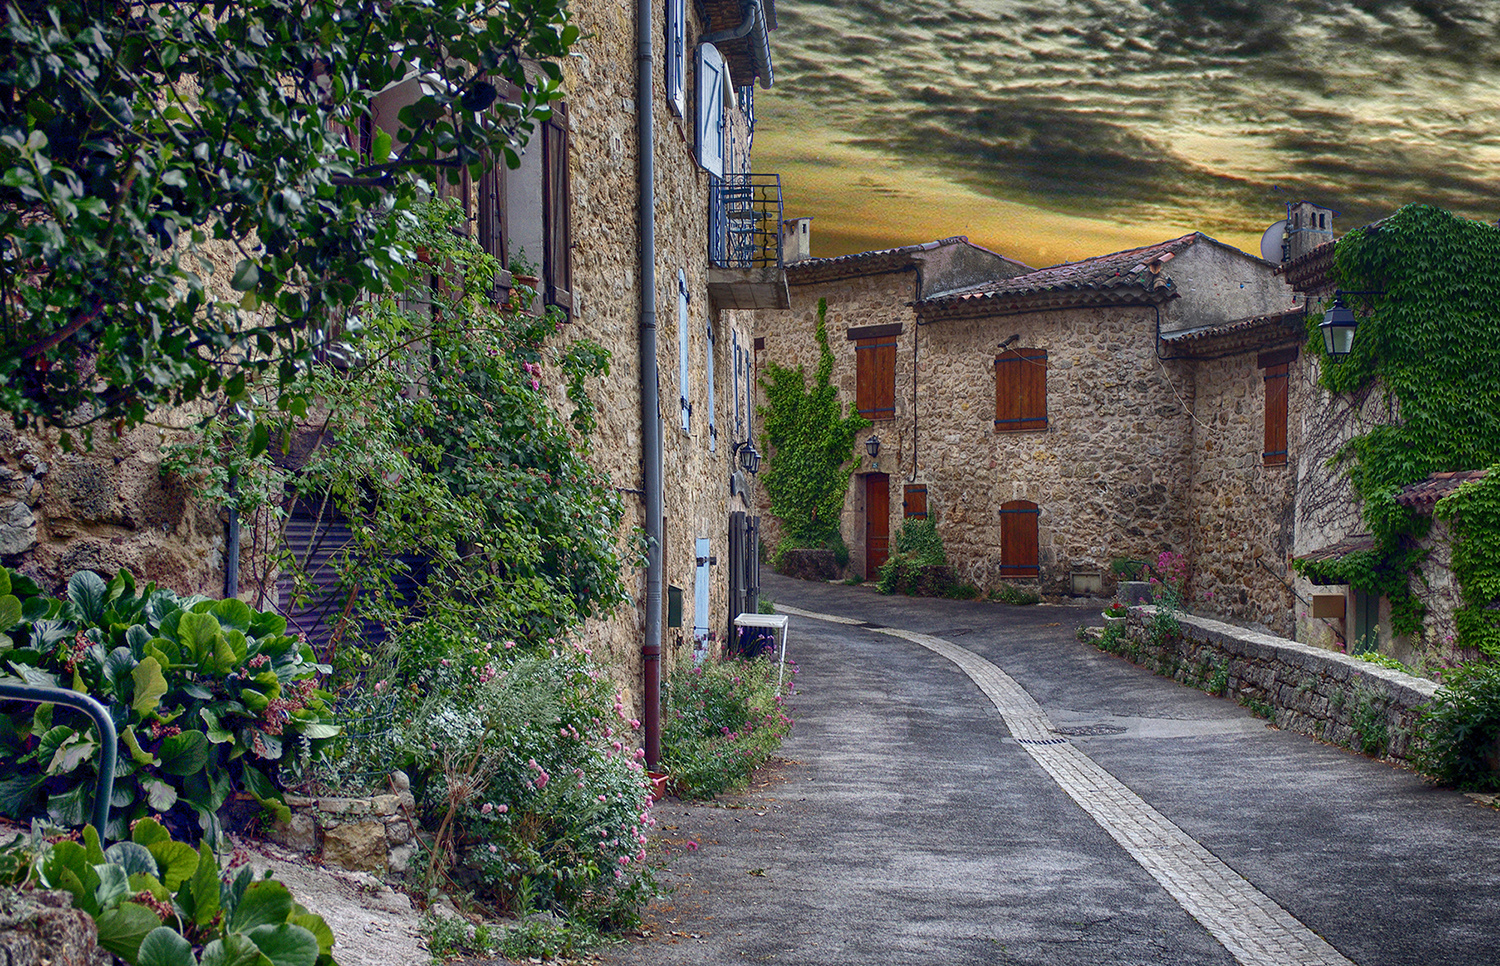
[759,298,871,544]
[0,0,577,443]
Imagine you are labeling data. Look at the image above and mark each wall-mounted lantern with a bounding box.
[1320,298,1358,358]
[865,434,881,470]
[733,440,761,475]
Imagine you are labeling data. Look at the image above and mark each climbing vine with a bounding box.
[1435,467,1500,658]
[759,298,871,544]
[1295,205,1500,641]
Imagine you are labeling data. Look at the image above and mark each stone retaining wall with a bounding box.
[1114,607,1438,764]
[268,773,418,875]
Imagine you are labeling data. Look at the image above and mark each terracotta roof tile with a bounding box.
[785,236,1030,283]
[1395,469,1490,513]
[1296,535,1377,564]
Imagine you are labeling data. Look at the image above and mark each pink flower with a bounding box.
[481,803,494,814]
[686,841,699,852]
[497,804,508,814]
[535,771,549,789]
[488,844,498,853]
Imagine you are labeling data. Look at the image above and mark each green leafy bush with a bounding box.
[662,657,795,799]
[991,584,1041,606]
[1415,662,1500,789]
[12,817,336,966]
[877,519,953,595]
[0,567,337,840]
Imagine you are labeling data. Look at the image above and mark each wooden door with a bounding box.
[865,473,890,581]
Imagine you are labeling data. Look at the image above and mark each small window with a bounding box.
[1263,362,1289,465]
[995,348,1047,432]
[542,101,572,316]
[903,484,928,520]
[696,43,726,177]
[666,0,686,117]
[855,336,896,420]
[678,270,691,434]
[999,500,1040,578]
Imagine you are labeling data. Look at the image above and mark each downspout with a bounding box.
[638,0,664,770]
[224,472,240,599]
[700,0,774,89]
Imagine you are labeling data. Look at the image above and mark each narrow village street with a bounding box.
[603,574,1500,966]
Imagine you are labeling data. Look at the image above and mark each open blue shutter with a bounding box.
[667,0,685,116]
[696,44,725,177]
[693,536,711,642]
[678,270,691,433]
[706,319,717,453]
[732,331,741,439]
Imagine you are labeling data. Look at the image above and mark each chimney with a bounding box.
[1283,201,1336,261]
[781,217,812,263]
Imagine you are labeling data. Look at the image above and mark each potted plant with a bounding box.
[1102,600,1129,626]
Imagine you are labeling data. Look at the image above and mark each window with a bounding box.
[666,0,686,117]
[854,333,896,420]
[903,484,928,520]
[995,347,1047,432]
[696,43,726,177]
[541,101,572,315]
[1260,348,1295,466]
[678,270,691,433]
[999,500,1040,578]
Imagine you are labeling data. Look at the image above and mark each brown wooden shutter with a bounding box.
[995,348,1047,432]
[903,484,928,520]
[999,500,1040,577]
[543,100,573,317]
[855,336,896,419]
[1263,362,1289,465]
[477,160,507,266]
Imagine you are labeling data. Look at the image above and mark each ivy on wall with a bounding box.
[1296,205,1500,645]
[1436,468,1500,658]
[759,298,871,544]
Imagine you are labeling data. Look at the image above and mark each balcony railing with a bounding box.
[710,172,783,271]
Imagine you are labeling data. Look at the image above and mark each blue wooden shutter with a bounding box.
[696,44,725,177]
[693,536,711,642]
[667,0,686,116]
[678,270,691,433]
[706,319,717,452]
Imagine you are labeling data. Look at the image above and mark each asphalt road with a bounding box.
[600,574,1500,966]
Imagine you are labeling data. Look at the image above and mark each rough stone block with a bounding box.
[777,549,840,582]
[322,821,387,873]
[0,888,110,966]
[268,812,318,853]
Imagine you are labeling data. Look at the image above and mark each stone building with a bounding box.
[0,0,791,746]
[755,226,1313,633]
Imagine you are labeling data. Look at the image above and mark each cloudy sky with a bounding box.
[753,0,1500,267]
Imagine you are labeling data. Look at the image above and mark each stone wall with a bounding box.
[1183,349,1308,637]
[270,774,419,875]
[1112,607,1437,764]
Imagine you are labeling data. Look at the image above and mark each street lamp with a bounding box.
[734,440,761,475]
[1320,297,1359,358]
[865,434,881,469]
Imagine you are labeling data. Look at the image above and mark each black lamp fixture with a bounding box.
[1320,289,1382,359]
[865,434,881,468]
[733,439,761,475]
[1320,297,1358,358]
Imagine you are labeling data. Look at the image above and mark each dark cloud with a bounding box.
[763,0,1500,245]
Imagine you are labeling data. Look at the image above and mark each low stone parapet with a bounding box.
[1114,608,1438,764]
[268,772,417,874]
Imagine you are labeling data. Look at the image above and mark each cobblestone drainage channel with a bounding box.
[778,603,1355,966]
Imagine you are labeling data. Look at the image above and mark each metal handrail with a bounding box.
[710,172,783,270]
[0,682,117,842]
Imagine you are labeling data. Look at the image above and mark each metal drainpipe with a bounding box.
[638,0,664,770]
[225,472,240,599]
[700,0,773,88]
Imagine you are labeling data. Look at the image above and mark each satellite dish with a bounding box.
[1260,219,1287,263]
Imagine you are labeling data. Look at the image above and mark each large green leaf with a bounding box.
[130,816,172,847]
[0,568,9,596]
[176,611,222,667]
[158,730,210,776]
[199,707,233,744]
[229,880,295,934]
[138,926,196,966]
[131,656,169,716]
[122,727,159,766]
[200,934,267,966]
[68,571,109,624]
[244,924,319,966]
[103,646,138,692]
[49,731,98,775]
[97,902,166,963]
[211,598,253,632]
[145,840,200,892]
[289,913,335,958]
[143,779,179,812]
[0,773,45,816]
[106,841,160,879]
[181,842,222,928]
[93,861,132,908]
[0,594,20,629]
[47,782,91,826]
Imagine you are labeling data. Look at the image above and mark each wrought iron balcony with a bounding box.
[708,172,790,309]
